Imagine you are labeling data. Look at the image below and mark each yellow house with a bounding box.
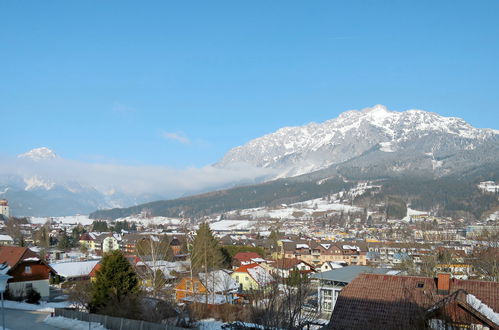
[79,232,97,251]
[231,263,274,291]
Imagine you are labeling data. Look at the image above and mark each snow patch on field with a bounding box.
[44,316,108,330]
[402,208,428,222]
[4,300,70,312]
[115,216,183,227]
[30,215,93,226]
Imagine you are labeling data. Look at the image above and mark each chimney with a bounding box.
[437,273,450,295]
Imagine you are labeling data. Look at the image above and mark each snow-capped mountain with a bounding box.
[217,105,499,178]
[18,147,58,161]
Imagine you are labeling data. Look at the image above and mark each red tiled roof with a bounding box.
[328,274,499,330]
[233,252,261,262]
[234,263,260,273]
[79,232,94,241]
[0,246,38,268]
[89,263,101,277]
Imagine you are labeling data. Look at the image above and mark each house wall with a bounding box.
[175,277,207,301]
[231,271,258,291]
[79,239,96,251]
[8,262,50,283]
[7,279,50,298]
[102,237,120,253]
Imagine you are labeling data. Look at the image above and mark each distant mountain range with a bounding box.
[3,105,499,217]
[217,105,499,179]
[92,105,499,221]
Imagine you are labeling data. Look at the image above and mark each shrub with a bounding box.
[25,288,41,304]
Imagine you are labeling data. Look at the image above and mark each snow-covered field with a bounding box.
[402,208,429,222]
[227,197,362,221]
[30,215,93,226]
[4,300,70,312]
[44,316,108,330]
[115,215,183,227]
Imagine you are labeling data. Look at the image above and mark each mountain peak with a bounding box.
[217,105,499,178]
[18,147,58,161]
[362,104,389,113]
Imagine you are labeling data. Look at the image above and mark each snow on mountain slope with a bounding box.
[217,105,499,178]
[18,147,58,160]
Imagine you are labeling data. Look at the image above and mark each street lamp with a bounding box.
[0,274,12,330]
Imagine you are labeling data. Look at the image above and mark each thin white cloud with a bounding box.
[0,155,277,202]
[161,131,191,144]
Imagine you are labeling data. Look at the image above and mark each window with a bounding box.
[25,266,31,274]
[194,282,199,292]
[417,282,424,288]
[186,280,191,291]
[245,276,249,281]
[236,275,239,282]
[25,283,33,290]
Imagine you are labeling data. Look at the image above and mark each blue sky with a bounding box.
[1,1,498,168]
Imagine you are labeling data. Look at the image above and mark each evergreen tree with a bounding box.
[71,224,86,247]
[190,223,224,274]
[268,230,281,254]
[90,250,139,312]
[35,224,50,249]
[92,220,109,232]
[57,229,71,251]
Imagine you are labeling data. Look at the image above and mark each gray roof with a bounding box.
[310,266,394,283]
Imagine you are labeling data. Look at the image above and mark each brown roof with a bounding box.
[272,258,314,270]
[328,273,499,330]
[0,246,38,268]
[233,252,261,262]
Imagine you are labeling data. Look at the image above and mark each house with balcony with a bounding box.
[310,266,397,318]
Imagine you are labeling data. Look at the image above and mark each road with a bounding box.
[3,308,63,330]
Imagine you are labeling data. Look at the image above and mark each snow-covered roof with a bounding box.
[320,243,331,250]
[0,235,13,241]
[466,294,499,325]
[199,270,238,293]
[296,244,309,249]
[143,260,189,279]
[50,260,100,278]
[247,266,274,286]
[208,220,252,231]
[342,245,360,251]
[23,257,40,262]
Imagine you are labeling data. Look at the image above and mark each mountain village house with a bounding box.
[0,246,56,299]
[231,263,274,292]
[175,270,238,305]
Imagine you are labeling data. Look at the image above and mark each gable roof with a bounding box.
[272,258,314,270]
[199,270,238,293]
[328,273,499,330]
[0,246,39,268]
[234,263,274,286]
[50,260,100,278]
[234,263,261,273]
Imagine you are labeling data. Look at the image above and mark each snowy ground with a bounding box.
[44,315,108,330]
[30,215,93,226]
[226,197,362,221]
[402,208,429,222]
[4,299,70,312]
[115,215,183,227]
[487,211,499,221]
